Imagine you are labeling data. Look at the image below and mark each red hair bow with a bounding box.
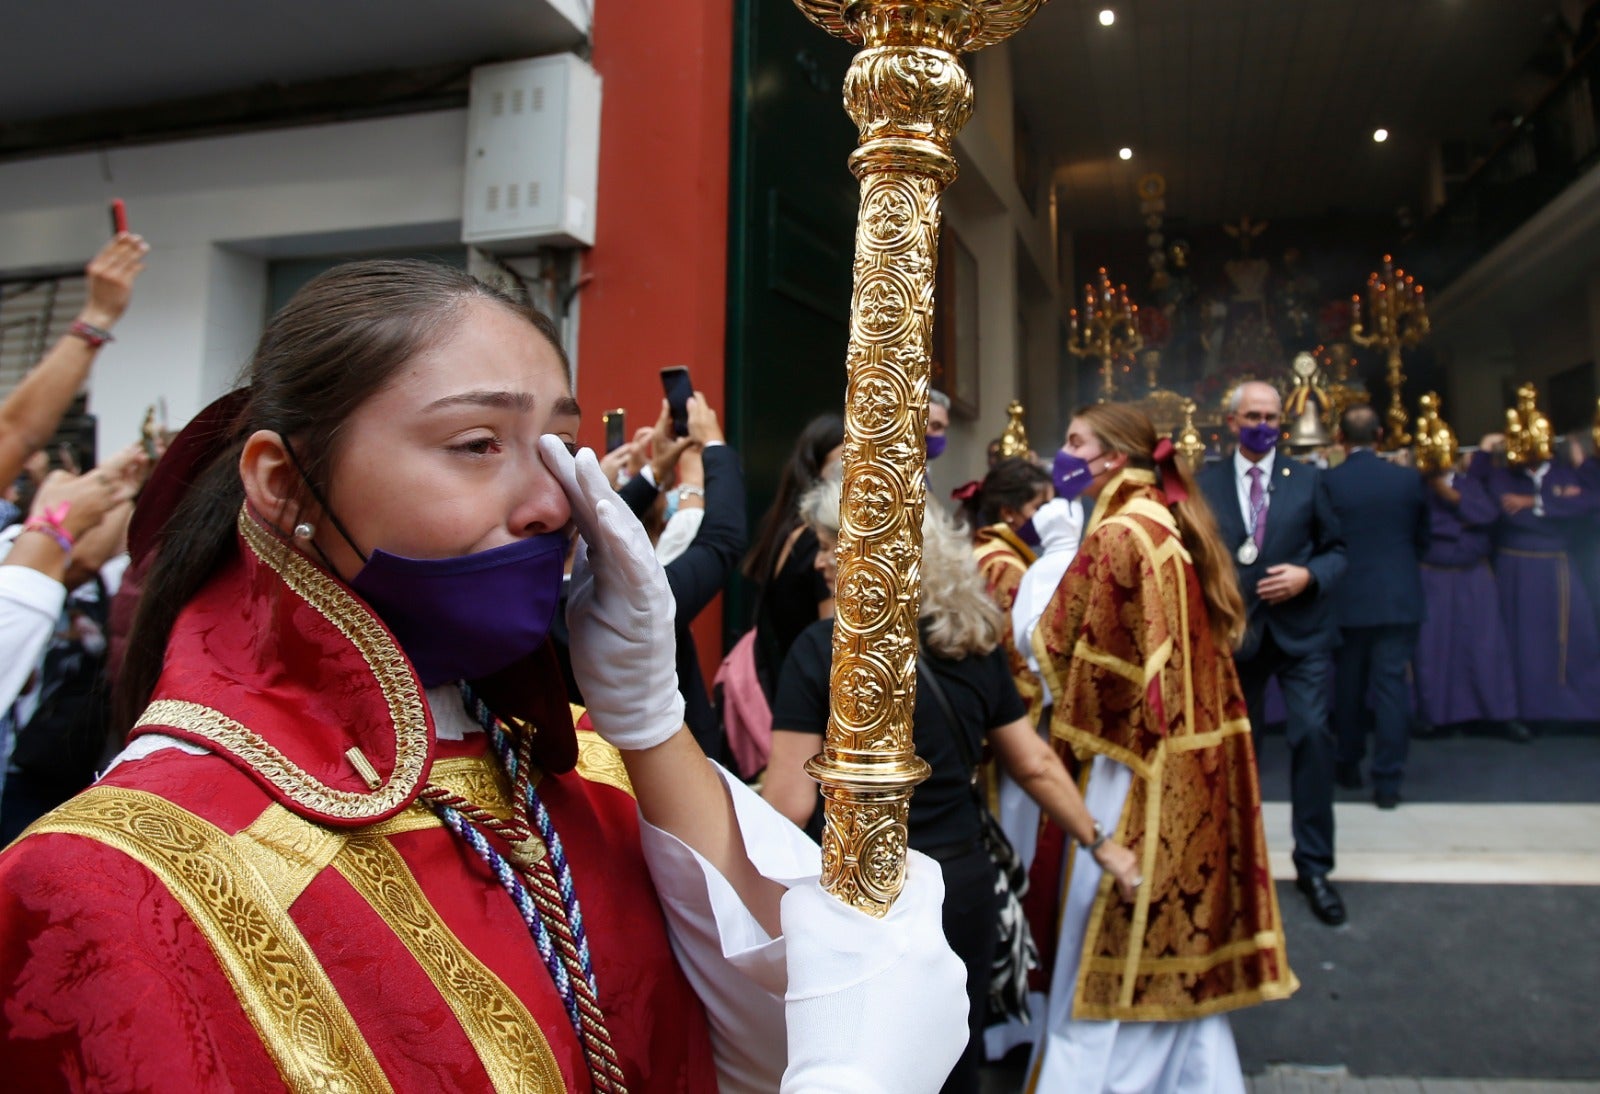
[950,480,982,502]
[1151,438,1189,505]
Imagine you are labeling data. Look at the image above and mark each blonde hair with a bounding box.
[918,505,1003,659]
[800,477,1001,659]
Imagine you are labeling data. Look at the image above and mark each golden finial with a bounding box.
[1175,399,1206,471]
[1507,383,1552,466]
[999,400,1029,459]
[1413,392,1457,473]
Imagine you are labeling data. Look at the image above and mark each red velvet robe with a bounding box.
[0,508,717,1092]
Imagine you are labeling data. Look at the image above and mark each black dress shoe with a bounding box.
[1504,720,1533,744]
[1335,763,1363,790]
[1296,875,1347,926]
[1374,787,1401,810]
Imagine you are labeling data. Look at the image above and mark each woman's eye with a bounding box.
[454,436,502,456]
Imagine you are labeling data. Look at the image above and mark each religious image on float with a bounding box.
[1070,176,1446,462]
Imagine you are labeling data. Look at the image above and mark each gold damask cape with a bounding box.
[1033,470,1296,1021]
[972,523,1044,723]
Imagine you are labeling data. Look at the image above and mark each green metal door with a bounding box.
[726,0,859,629]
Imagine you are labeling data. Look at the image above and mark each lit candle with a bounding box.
[1352,293,1362,329]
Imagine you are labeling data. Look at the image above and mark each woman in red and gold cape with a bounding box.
[0,260,967,1093]
[1026,404,1297,1093]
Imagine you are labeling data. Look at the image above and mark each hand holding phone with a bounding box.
[602,409,627,453]
[660,367,693,438]
[110,199,128,236]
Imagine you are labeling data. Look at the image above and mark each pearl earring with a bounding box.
[293,522,315,540]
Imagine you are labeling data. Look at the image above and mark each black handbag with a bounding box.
[917,657,1040,1025]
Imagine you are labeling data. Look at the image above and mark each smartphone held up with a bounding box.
[660,367,693,438]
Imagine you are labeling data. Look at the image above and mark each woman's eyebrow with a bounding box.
[423,390,538,413]
[554,395,582,418]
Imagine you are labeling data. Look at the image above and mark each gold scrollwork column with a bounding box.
[794,0,1049,915]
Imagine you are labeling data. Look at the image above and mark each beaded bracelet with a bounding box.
[67,320,114,349]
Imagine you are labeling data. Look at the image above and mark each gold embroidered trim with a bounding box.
[234,804,349,908]
[360,755,522,838]
[131,509,431,823]
[27,787,392,1093]
[333,837,566,1093]
[575,731,634,799]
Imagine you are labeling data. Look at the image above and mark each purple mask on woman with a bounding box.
[1052,449,1096,501]
[349,534,569,688]
[1238,421,1281,456]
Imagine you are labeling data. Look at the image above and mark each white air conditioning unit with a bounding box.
[462,55,601,250]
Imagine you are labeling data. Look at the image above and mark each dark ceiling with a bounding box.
[1011,0,1560,231]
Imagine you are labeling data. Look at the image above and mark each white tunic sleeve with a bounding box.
[635,763,819,1093]
[0,564,66,711]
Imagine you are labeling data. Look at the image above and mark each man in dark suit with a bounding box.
[1200,381,1348,925]
[1324,406,1430,810]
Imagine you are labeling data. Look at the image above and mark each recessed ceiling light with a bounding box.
[1373,128,1390,143]
[1099,9,1116,26]
[1119,147,1134,160]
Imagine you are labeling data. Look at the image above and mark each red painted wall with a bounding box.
[581,1,736,678]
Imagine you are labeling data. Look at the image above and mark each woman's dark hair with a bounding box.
[741,413,845,583]
[962,457,1051,528]
[116,259,564,732]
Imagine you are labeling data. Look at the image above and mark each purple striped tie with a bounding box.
[1248,465,1267,549]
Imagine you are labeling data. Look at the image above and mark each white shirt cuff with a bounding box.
[637,763,821,1093]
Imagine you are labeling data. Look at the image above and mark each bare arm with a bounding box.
[761,729,824,829]
[0,234,148,486]
[988,717,1140,899]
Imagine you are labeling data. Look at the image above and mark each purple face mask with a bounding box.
[1238,421,1281,456]
[926,433,948,461]
[1016,517,1042,548]
[1053,449,1096,501]
[349,533,568,688]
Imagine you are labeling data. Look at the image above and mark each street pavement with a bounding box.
[979,731,1600,1092]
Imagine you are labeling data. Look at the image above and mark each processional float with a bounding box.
[793,0,1050,914]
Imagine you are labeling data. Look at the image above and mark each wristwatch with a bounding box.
[1087,822,1109,853]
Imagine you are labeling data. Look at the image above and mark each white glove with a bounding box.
[539,436,686,751]
[779,851,968,1094]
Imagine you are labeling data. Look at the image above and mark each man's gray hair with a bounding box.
[929,389,951,410]
[1228,380,1280,415]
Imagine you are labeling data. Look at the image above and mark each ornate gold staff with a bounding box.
[794,0,1049,915]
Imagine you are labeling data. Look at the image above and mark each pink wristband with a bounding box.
[21,519,74,554]
[22,501,76,553]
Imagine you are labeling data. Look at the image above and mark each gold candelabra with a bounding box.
[1068,267,1143,402]
[794,0,1050,915]
[1350,254,1429,450]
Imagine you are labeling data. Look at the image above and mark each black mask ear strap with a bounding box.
[280,435,370,565]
